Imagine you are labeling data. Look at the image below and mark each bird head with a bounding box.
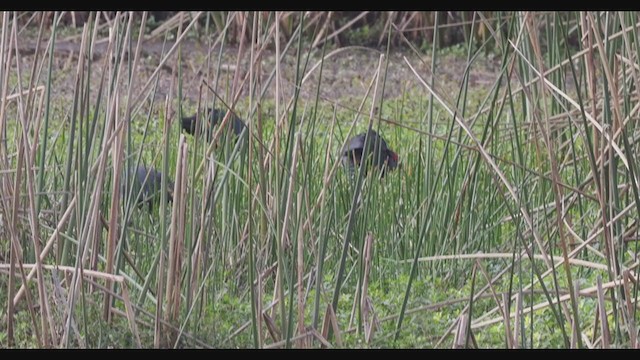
[181,115,197,134]
[386,150,399,170]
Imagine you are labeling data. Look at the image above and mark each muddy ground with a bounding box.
[13,35,501,123]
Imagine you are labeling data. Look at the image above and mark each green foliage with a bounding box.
[4,11,640,350]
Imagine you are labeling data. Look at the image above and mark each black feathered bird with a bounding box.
[181,107,247,142]
[341,130,399,177]
[123,165,174,212]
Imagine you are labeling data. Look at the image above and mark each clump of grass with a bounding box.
[2,11,640,349]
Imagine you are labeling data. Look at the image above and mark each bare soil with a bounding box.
[13,35,501,122]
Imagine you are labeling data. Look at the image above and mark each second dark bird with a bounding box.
[123,165,174,213]
[341,130,399,177]
[181,107,247,142]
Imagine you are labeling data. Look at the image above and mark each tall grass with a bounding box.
[1,11,640,348]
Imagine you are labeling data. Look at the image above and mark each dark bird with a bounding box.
[181,107,247,142]
[123,165,174,212]
[341,130,399,177]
